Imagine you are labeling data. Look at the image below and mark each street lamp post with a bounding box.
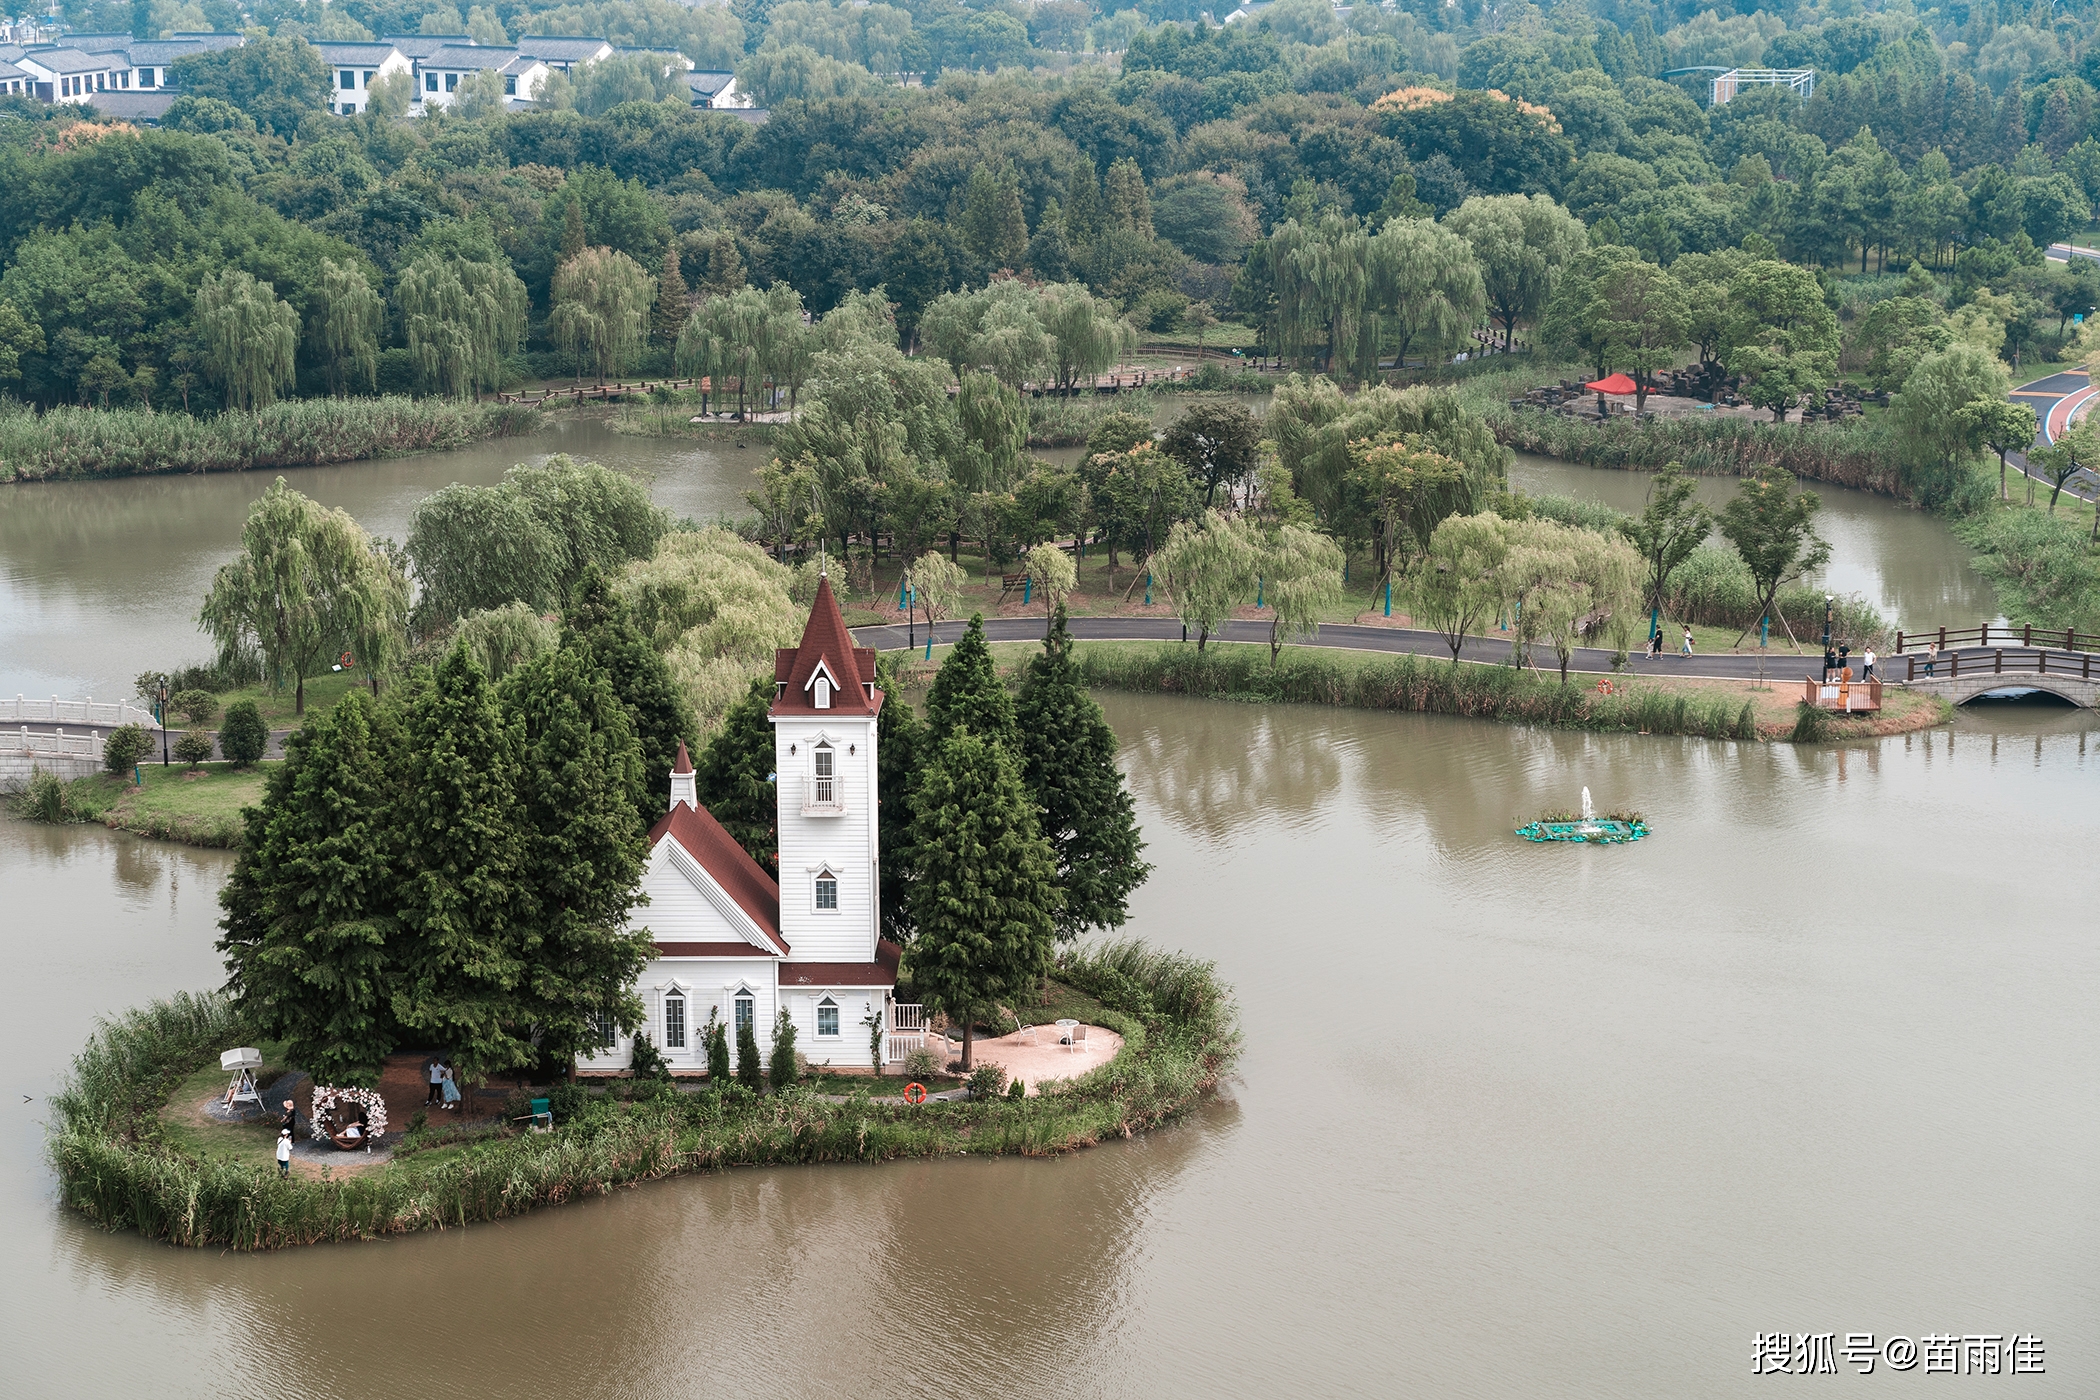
[155,674,170,766]
[1821,594,1835,680]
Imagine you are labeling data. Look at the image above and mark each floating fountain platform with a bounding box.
[1516,818,1648,844]
[1517,786,1649,844]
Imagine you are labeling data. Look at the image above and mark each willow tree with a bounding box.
[1443,193,1587,353]
[1036,281,1134,394]
[1151,509,1262,651]
[1499,517,1641,683]
[1416,511,1512,663]
[551,247,654,384]
[196,269,298,412]
[397,253,529,399]
[1272,214,1369,373]
[311,258,383,397]
[1360,217,1484,377]
[1257,523,1345,664]
[200,478,402,714]
[675,302,724,413]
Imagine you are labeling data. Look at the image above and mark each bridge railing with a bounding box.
[1,695,157,728]
[1900,649,2097,683]
[10,726,103,758]
[1896,624,2100,654]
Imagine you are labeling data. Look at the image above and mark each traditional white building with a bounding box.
[580,577,902,1075]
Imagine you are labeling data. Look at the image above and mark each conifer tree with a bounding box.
[567,567,698,832]
[769,1007,798,1090]
[501,645,654,1075]
[923,613,1015,749]
[388,645,532,1079]
[1015,609,1149,939]
[906,726,1060,1068]
[217,689,400,1085]
[562,195,586,262]
[705,1007,730,1080]
[736,1017,763,1091]
[654,244,687,346]
[874,654,923,944]
[693,676,778,876]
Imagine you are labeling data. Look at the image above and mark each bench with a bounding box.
[998,572,1027,600]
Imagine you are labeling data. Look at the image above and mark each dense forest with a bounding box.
[9,0,2100,413]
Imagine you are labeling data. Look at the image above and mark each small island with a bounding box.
[52,584,1236,1250]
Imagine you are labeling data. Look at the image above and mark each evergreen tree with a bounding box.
[654,244,687,347]
[704,1007,730,1080]
[387,645,532,1080]
[1015,609,1149,939]
[567,567,698,832]
[769,1006,798,1090]
[216,690,400,1086]
[905,726,1060,1068]
[874,654,923,944]
[562,195,586,262]
[693,676,778,876]
[501,645,655,1076]
[736,1017,763,1091]
[923,613,1015,749]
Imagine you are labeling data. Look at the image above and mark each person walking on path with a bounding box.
[1681,626,1694,658]
[440,1063,461,1111]
[1648,628,1664,661]
[1862,647,1876,680]
[427,1058,447,1105]
[276,1129,293,1178]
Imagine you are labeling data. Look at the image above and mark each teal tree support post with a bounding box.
[1255,576,1263,609]
[1144,573,1152,605]
[1023,576,1032,605]
[1650,606,1659,643]
[1383,577,1391,617]
[1761,614,1769,648]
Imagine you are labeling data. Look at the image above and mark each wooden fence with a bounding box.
[1895,623,2100,654]
[1900,649,2097,682]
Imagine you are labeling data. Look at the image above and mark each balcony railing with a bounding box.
[886,1003,926,1064]
[801,774,844,816]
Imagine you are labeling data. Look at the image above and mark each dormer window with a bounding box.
[814,675,831,708]
[804,658,839,710]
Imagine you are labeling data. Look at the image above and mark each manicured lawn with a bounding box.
[69,761,273,846]
[208,669,369,729]
[156,1049,292,1170]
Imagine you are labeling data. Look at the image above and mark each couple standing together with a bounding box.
[427,1059,461,1110]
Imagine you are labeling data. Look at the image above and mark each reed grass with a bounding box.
[0,398,540,483]
[1070,644,1763,740]
[1488,403,1908,498]
[49,940,1237,1249]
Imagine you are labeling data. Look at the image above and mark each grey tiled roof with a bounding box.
[514,35,612,61]
[19,47,118,74]
[311,42,405,66]
[85,89,177,119]
[382,33,470,58]
[424,44,526,70]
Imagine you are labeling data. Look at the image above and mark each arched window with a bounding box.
[663,989,687,1049]
[813,675,832,708]
[817,996,839,1038]
[734,990,755,1035]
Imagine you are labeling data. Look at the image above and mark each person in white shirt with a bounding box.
[1862,647,1876,680]
[276,1129,293,1177]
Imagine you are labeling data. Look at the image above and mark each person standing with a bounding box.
[1823,644,1838,680]
[1862,646,1876,680]
[441,1063,461,1111]
[1838,643,1851,679]
[1925,640,1939,676]
[281,1098,297,1138]
[1681,626,1694,658]
[427,1058,446,1105]
[276,1129,293,1178]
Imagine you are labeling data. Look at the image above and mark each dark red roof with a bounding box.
[672,739,693,774]
[652,941,778,958]
[771,575,884,717]
[645,803,787,955]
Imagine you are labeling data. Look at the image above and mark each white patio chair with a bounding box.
[1068,1024,1088,1055]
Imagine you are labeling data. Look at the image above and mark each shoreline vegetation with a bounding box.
[0,398,541,485]
[49,943,1238,1251]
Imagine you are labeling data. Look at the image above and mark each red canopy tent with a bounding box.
[1583,373,1638,394]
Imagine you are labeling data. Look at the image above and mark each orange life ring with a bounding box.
[1596,677,1615,695]
[903,1082,927,1105]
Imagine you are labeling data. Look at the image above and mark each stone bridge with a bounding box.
[1902,672,2098,708]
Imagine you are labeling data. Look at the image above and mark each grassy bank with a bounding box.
[14,762,270,846]
[0,398,541,484]
[1058,640,1946,742]
[50,941,1237,1250]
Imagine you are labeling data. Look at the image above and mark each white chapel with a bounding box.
[579,576,901,1073]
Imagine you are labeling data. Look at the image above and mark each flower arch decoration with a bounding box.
[309,1085,389,1142]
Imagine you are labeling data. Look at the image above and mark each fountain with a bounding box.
[1516,789,1648,845]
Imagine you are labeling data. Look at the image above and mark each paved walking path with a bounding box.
[2003,367,2100,508]
[851,615,2055,684]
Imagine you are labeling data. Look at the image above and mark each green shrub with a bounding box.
[1791,702,1833,742]
[736,1020,763,1092]
[218,701,267,766]
[968,1062,1008,1099]
[902,1046,940,1080]
[102,723,152,775]
[768,1008,798,1092]
[629,1032,670,1081]
[172,689,219,725]
[1007,1077,1026,1101]
[173,730,216,766]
